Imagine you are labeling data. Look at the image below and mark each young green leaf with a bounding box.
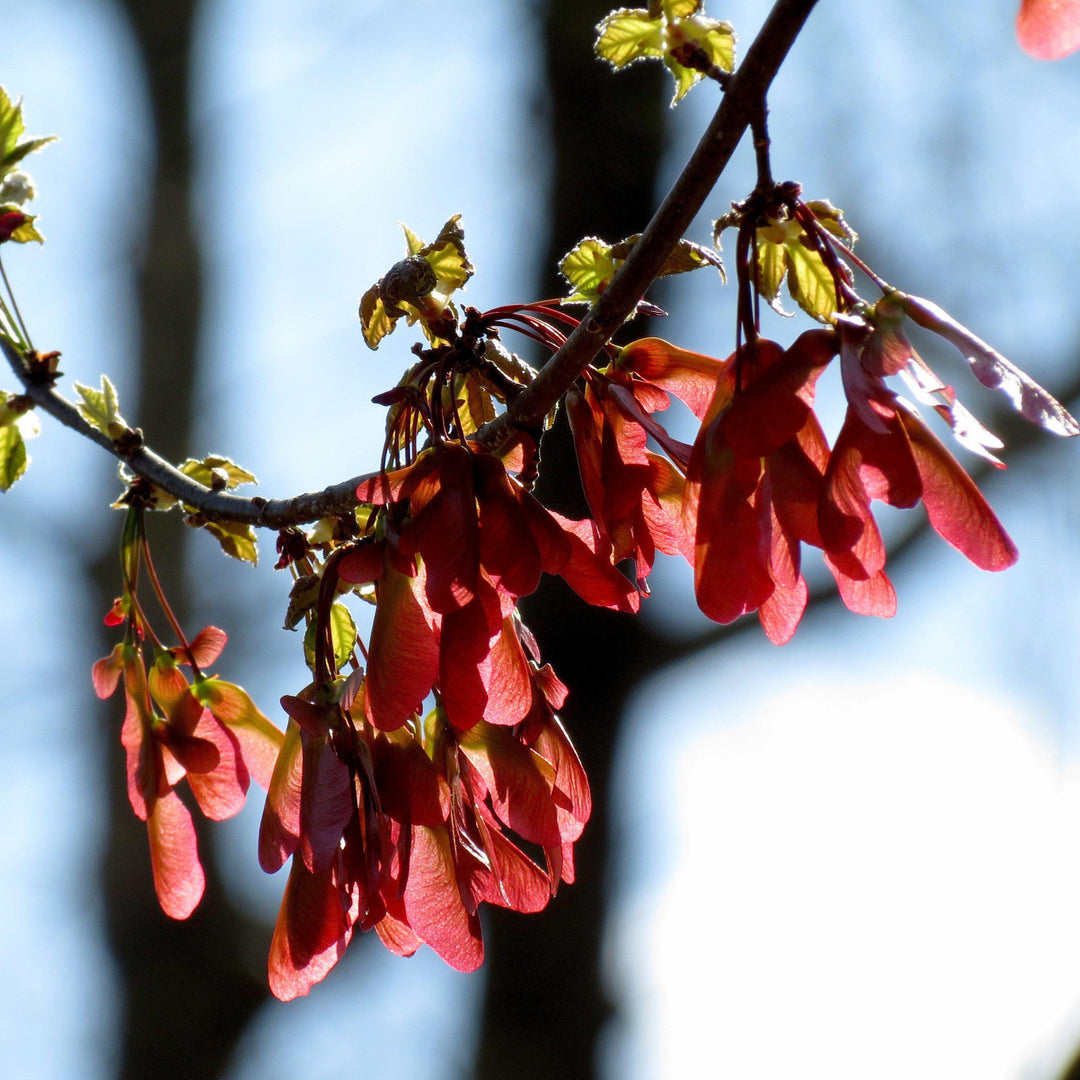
[612,233,725,281]
[595,4,735,106]
[74,375,128,440]
[595,9,666,69]
[560,233,724,306]
[0,88,56,187]
[200,519,259,565]
[559,237,619,304]
[359,215,471,350]
[755,218,837,322]
[359,284,395,350]
[784,238,837,322]
[179,455,258,491]
[0,424,27,491]
[418,215,473,287]
[303,602,357,673]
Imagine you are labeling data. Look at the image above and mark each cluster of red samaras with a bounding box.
[570,296,1076,644]
[91,272,1075,1001]
[92,623,283,919]
[258,446,632,999]
[262,294,1075,996]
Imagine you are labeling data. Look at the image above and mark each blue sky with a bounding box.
[3,2,1080,1078]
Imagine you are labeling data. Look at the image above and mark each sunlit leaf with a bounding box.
[201,518,259,565]
[0,424,27,490]
[559,237,618,304]
[424,241,472,294]
[595,4,733,106]
[0,88,56,181]
[595,9,665,69]
[755,218,837,322]
[756,233,788,311]
[401,222,424,256]
[561,233,722,305]
[611,233,725,281]
[74,374,128,440]
[303,601,357,673]
[359,283,395,350]
[179,454,258,490]
[663,1,702,19]
[419,214,473,292]
[784,236,837,322]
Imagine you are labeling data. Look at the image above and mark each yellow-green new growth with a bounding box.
[0,87,56,244]
[595,1,735,106]
[359,215,474,350]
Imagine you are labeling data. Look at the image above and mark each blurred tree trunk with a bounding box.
[474,3,670,1078]
[96,3,269,1078]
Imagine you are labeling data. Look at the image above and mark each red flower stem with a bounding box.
[313,545,353,683]
[488,314,568,354]
[140,535,198,670]
[483,303,585,333]
[789,200,857,311]
[815,222,893,295]
[116,510,163,650]
[124,589,167,653]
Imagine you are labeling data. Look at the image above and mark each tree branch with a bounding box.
[482,0,819,445]
[7,0,819,527]
[2,338,373,527]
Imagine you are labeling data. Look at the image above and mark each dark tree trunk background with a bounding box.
[98,3,270,1079]
[473,3,671,1077]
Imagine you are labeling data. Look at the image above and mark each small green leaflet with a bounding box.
[359,215,473,350]
[303,602,357,673]
[595,10,665,68]
[753,218,837,323]
[0,424,27,491]
[559,233,724,305]
[180,454,257,491]
[415,215,474,292]
[559,238,619,304]
[201,518,259,566]
[359,285,394,349]
[804,198,858,245]
[0,88,56,182]
[595,3,735,106]
[74,375,128,440]
[784,237,836,322]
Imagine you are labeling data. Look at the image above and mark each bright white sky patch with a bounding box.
[609,671,1080,1080]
